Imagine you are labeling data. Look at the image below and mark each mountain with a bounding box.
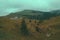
[0,10,60,40]
[4,10,60,20]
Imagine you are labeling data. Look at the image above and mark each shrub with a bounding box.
[20,19,29,36]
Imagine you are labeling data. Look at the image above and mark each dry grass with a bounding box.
[0,16,60,40]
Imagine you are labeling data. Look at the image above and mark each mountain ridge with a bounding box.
[4,10,60,20]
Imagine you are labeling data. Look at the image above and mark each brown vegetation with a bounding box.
[0,16,60,40]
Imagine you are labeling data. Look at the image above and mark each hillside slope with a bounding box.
[5,10,60,20]
[0,15,60,40]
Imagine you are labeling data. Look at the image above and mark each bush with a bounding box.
[20,19,29,36]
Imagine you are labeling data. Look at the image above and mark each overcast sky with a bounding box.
[0,0,60,16]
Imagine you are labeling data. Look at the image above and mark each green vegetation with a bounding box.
[20,19,30,36]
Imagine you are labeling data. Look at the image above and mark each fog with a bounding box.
[0,0,60,16]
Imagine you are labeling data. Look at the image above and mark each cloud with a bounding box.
[0,0,60,16]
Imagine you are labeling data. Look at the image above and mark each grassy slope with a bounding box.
[0,16,60,40]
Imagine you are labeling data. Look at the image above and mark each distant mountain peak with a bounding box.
[3,10,60,20]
